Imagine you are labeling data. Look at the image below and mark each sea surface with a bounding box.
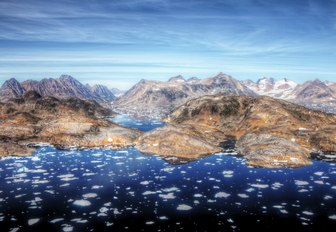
[0,116,336,232]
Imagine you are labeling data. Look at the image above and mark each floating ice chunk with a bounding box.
[60,183,70,187]
[314,172,324,176]
[295,180,309,186]
[271,182,283,189]
[314,181,324,185]
[91,185,103,189]
[250,184,269,189]
[140,181,151,185]
[162,187,180,192]
[332,186,336,190]
[62,224,73,232]
[222,170,233,178]
[142,191,157,195]
[302,211,314,216]
[50,218,64,223]
[146,221,154,225]
[28,218,40,226]
[214,192,231,198]
[245,188,255,192]
[82,193,97,198]
[324,195,333,200]
[159,216,168,220]
[57,174,77,181]
[100,207,109,213]
[32,179,49,184]
[194,194,203,198]
[9,228,20,232]
[177,204,192,211]
[83,172,95,176]
[159,193,175,199]
[280,209,288,214]
[298,189,309,193]
[237,194,249,198]
[329,215,336,220]
[73,200,91,207]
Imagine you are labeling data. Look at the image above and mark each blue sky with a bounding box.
[0,0,335,89]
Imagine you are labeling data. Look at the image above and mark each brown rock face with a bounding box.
[0,91,142,157]
[136,125,221,159]
[137,95,336,168]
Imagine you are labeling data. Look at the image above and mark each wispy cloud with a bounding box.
[0,0,335,88]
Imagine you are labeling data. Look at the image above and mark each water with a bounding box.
[0,116,336,231]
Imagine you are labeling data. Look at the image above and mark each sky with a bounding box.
[0,0,335,89]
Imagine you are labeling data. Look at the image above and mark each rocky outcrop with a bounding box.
[136,95,336,168]
[114,72,256,117]
[236,134,312,168]
[0,91,142,157]
[136,125,221,159]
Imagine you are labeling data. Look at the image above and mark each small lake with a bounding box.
[0,116,336,231]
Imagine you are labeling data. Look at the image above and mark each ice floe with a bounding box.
[214,192,230,198]
[73,199,91,207]
[177,204,192,211]
[28,218,40,226]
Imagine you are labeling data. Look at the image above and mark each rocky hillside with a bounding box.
[0,75,116,104]
[114,72,256,117]
[0,91,142,157]
[136,95,336,168]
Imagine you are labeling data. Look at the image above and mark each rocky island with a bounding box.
[136,95,336,168]
[0,91,142,157]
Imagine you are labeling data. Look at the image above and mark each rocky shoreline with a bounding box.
[1,92,335,168]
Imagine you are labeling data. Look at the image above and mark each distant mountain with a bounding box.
[0,75,116,104]
[289,79,336,102]
[242,77,297,99]
[110,88,125,97]
[0,78,26,102]
[114,72,256,117]
[88,84,116,102]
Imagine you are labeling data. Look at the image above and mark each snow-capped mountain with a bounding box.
[242,77,297,99]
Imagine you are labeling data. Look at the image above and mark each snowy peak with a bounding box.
[244,77,297,99]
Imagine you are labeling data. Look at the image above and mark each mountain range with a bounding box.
[0,75,116,104]
[113,72,256,117]
[1,73,335,115]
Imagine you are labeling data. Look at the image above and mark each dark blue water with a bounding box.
[0,116,336,232]
[110,115,165,132]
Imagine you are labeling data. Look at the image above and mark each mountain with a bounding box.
[243,77,336,114]
[136,95,336,168]
[114,72,256,117]
[0,91,141,157]
[88,84,116,102]
[242,77,297,99]
[110,88,125,97]
[0,78,26,102]
[0,75,116,104]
